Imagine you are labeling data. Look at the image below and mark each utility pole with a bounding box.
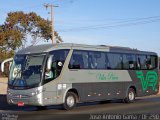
[44,4,58,45]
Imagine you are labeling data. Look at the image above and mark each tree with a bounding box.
[0,11,63,61]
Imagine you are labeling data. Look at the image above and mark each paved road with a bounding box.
[0,95,160,120]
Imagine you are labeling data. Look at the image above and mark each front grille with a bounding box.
[10,94,30,99]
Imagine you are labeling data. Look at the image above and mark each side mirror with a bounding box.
[47,55,53,70]
[1,58,13,72]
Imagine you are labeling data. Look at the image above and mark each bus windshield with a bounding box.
[9,54,45,88]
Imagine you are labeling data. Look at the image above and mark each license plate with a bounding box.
[18,102,24,107]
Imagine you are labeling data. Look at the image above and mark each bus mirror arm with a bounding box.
[1,58,13,72]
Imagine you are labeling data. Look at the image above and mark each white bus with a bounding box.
[4,43,159,110]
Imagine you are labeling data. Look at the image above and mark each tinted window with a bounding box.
[69,51,88,69]
[44,49,69,82]
[107,53,123,69]
[138,55,147,69]
[123,54,137,69]
[69,50,158,70]
[89,51,106,69]
[50,50,69,63]
[146,55,152,69]
[150,55,157,69]
[69,50,107,69]
[9,55,45,87]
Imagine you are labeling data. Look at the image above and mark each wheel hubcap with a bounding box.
[67,96,75,107]
[129,91,134,101]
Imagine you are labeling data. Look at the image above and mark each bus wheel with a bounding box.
[63,92,77,110]
[124,88,136,103]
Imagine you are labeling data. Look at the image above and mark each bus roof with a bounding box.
[16,43,157,55]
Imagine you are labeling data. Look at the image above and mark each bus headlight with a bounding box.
[31,88,45,96]
[31,90,42,96]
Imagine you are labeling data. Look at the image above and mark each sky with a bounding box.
[0,0,160,55]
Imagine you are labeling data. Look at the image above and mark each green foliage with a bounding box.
[0,11,62,61]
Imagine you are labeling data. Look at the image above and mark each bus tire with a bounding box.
[124,88,136,103]
[63,92,77,110]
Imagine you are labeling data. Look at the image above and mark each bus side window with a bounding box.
[88,52,97,69]
[105,54,111,69]
[150,55,157,69]
[45,49,69,81]
[72,54,84,69]
[69,50,89,69]
[96,52,106,69]
[107,53,123,69]
[137,56,141,69]
[123,54,136,70]
[146,56,152,69]
[89,55,97,69]
[138,55,147,70]
[129,61,134,69]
